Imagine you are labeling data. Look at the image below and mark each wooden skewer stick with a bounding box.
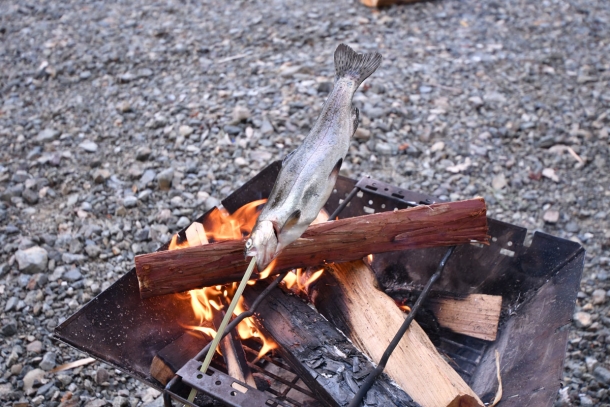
[186,256,258,403]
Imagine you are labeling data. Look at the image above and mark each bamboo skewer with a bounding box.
[186,256,258,403]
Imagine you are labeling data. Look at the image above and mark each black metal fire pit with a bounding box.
[54,161,584,407]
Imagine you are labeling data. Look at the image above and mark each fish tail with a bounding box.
[334,43,382,87]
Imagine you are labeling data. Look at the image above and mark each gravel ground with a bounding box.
[1,0,609,405]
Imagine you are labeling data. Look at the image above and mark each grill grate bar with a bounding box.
[247,363,316,399]
[242,346,297,374]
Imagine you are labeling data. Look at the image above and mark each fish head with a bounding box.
[245,220,278,270]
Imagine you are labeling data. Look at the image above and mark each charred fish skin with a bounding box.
[246,44,382,269]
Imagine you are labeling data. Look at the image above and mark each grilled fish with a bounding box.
[245,44,382,270]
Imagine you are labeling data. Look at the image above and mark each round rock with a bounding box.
[15,246,48,274]
[79,140,99,153]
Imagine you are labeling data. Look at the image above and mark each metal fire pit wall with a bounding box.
[54,161,584,407]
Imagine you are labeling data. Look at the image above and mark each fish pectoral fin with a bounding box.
[329,158,342,184]
[352,107,360,133]
[280,209,301,234]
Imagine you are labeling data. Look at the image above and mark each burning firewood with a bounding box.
[212,308,257,388]
[150,330,209,385]
[242,282,421,407]
[304,260,484,407]
[135,198,488,298]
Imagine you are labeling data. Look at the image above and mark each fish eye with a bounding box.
[245,239,252,248]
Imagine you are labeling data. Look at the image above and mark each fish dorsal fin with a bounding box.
[281,209,301,234]
[352,107,360,134]
[329,158,342,184]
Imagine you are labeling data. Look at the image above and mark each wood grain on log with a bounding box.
[136,198,488,298]
[307,260,484,407]
[427,294,502,341]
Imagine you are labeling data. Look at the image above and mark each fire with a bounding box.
[258,259,278,280]
[394,298,411,313]
[282,267,325,294]
[398,305,411,313]
[204,199,266,241]
[168,198,280,363]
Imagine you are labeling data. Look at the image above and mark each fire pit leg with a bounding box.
[347,246,456,407]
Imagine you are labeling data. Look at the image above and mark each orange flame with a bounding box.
[398,304,411,313]
[282,267,325,294]
[204,199,266,242]
[258,258,278,280]
[168,198,281,362]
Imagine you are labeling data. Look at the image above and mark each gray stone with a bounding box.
[139,169,156,186]
[63,268,83,281]
[1,321,18,336]
[234,156,248,167]
[36,346,56,368]
[574,311,592,328]
[375,141,393,155]
[95,367,110,385]
[5,297,18,312]
[260,120,274,135]
[176,216,190,228]
[223,125,241,135]
[85,244,101,258]
[543,209,559,224]
[179,125,194,137]
[22,188,39,204]
[49,266,66,281]
[0,383,13,398]
[204,196,220,211]
[232,105,251,123]
[157,168,174,190]
[93,169,111,184]
[492,173,507,190]
[579,394,594,407]
[594,366,610,385]
[136,147,152,161]
[85,399,110,407]
[565,221,580,233]
[112,395,130,407]
[35,382,54,396]
[79,140,98,153]
[123,196,138,208]
[62,253,86,263]
[27,340,43,354]
[36,128,60,143]
[592,289,607,305]
[15,246,48,274]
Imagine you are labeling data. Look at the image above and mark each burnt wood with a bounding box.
[242,283,421,407]
[305,261,483,407]
[150,330,209,385]
[136,198,488,298]
[212,309,256,388]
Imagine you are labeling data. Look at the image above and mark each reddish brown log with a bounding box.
[135,198,488,298]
